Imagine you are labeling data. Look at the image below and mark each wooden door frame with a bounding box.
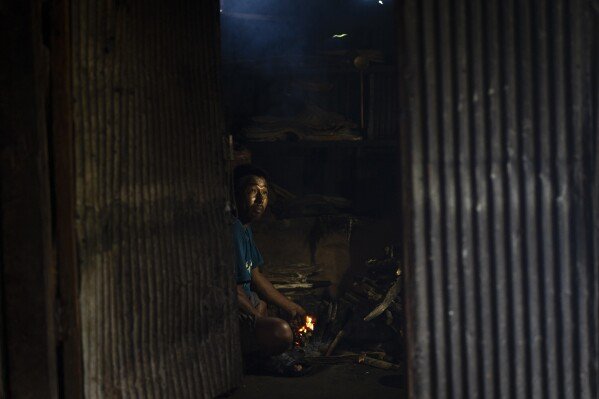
[0,0,83,397]
[0,0,59,397]
[396,0,417,397]
[49,0,84,396]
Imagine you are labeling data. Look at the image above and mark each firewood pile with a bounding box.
[275,246,404,372]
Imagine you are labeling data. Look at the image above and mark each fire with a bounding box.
[298,316,315,334]
[294,315,316,347]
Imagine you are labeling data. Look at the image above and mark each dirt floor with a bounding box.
[223,363,404,399]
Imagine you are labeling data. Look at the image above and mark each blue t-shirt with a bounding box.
[232,218,264,295]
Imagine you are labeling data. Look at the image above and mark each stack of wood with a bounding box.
[287,248,404,371]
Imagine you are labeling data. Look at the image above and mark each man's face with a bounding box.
[238,175,268,223]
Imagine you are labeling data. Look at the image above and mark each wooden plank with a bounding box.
[49,0,84,396]
[0,0,59,398]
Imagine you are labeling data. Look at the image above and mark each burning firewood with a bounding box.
[265,244,404,371]
[291,315,316,348]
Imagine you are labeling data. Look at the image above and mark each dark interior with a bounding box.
[221,0,405,395]
[0,0,596,397]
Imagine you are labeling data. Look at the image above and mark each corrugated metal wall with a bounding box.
[399,0,598,398]
[71,0,241,397]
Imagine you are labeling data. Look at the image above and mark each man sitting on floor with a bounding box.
[232,164,309,374]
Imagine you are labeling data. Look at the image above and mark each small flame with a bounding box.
[298,316,315,334]
[294,315,316,347]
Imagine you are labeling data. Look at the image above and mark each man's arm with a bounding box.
[251,267,306,320]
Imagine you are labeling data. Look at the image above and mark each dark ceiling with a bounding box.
[220,0,396,64]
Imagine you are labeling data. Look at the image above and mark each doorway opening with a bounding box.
[220,0,405,396]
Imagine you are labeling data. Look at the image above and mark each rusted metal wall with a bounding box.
[71,0,241,397]
[400,0,598,398]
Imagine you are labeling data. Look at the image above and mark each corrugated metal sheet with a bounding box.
[71,0,241,397]
[399,0,598,397]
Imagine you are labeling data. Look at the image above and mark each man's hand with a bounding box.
[283,302,306,323]
[256,299,268,317]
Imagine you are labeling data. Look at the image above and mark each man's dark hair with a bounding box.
[233,164,269,194]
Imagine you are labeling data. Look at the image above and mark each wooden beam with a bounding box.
[0,0,59,397]
[50,0,84,396]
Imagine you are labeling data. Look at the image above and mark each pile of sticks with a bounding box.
[308,248,404,370]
